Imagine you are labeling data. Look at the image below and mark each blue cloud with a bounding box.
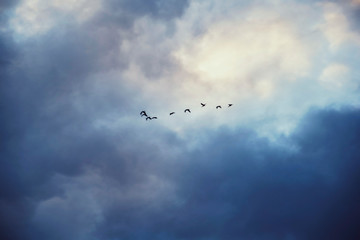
[1,1,360,239]
[91,108,360,240]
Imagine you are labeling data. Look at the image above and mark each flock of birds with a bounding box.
[140,103,233,121]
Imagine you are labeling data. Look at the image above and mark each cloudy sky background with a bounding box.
[1,0,360,239]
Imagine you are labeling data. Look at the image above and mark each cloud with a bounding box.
[9,0,189,38]
[103,0,189,21]
[320,2,360,50]
[91,107,360,240]
[0,0,19,11]
[319,63,349,87]
[1,0,360,240]
[109,0,360,138]
[9,0,102,38]
[174,8,311,103]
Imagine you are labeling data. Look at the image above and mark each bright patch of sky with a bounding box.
[8,0,360,143]
[126,1,360,141]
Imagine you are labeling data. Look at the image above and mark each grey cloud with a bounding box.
[88,0,189,80]
[0,0,19,11]
[1,1,360,239]
[0,9,162,240]
[99,0,189,26]
[324,0,360,32]
[0,0,188,201]
[92,108,360,240]
[2,40,360,239]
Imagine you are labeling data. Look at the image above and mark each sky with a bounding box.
[1,0,360,239]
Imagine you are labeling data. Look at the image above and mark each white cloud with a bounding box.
[74,0,359,142]
[138,1,316,136]
[320,2,360,50]
[11,0,359,142]
[9,0,101,38]
[320,63,349,88]
[174,14,311,95]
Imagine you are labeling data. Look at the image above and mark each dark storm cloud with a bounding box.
[2,36,360,240]
[0,0,189,180]
[94,108,360,240]
[0,30,29,240]
[0,1,189,238]
[1,1,360,240]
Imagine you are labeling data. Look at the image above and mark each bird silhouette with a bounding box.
[140,111,147,117]
[151,117,157,120]
[201,103,206,107]
[146,116,151,121]
[228,104,233,107]
[170,112,175,115]
[216,105,222,109]
[184,109,191,113]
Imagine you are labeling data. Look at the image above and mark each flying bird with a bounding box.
[140,111,147,117]
[228,104,233,107]
[201,103,206,107]
[146,116,151,121]
[170,112,175,115]
[216,105,222,109]
[184,109,191,113]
